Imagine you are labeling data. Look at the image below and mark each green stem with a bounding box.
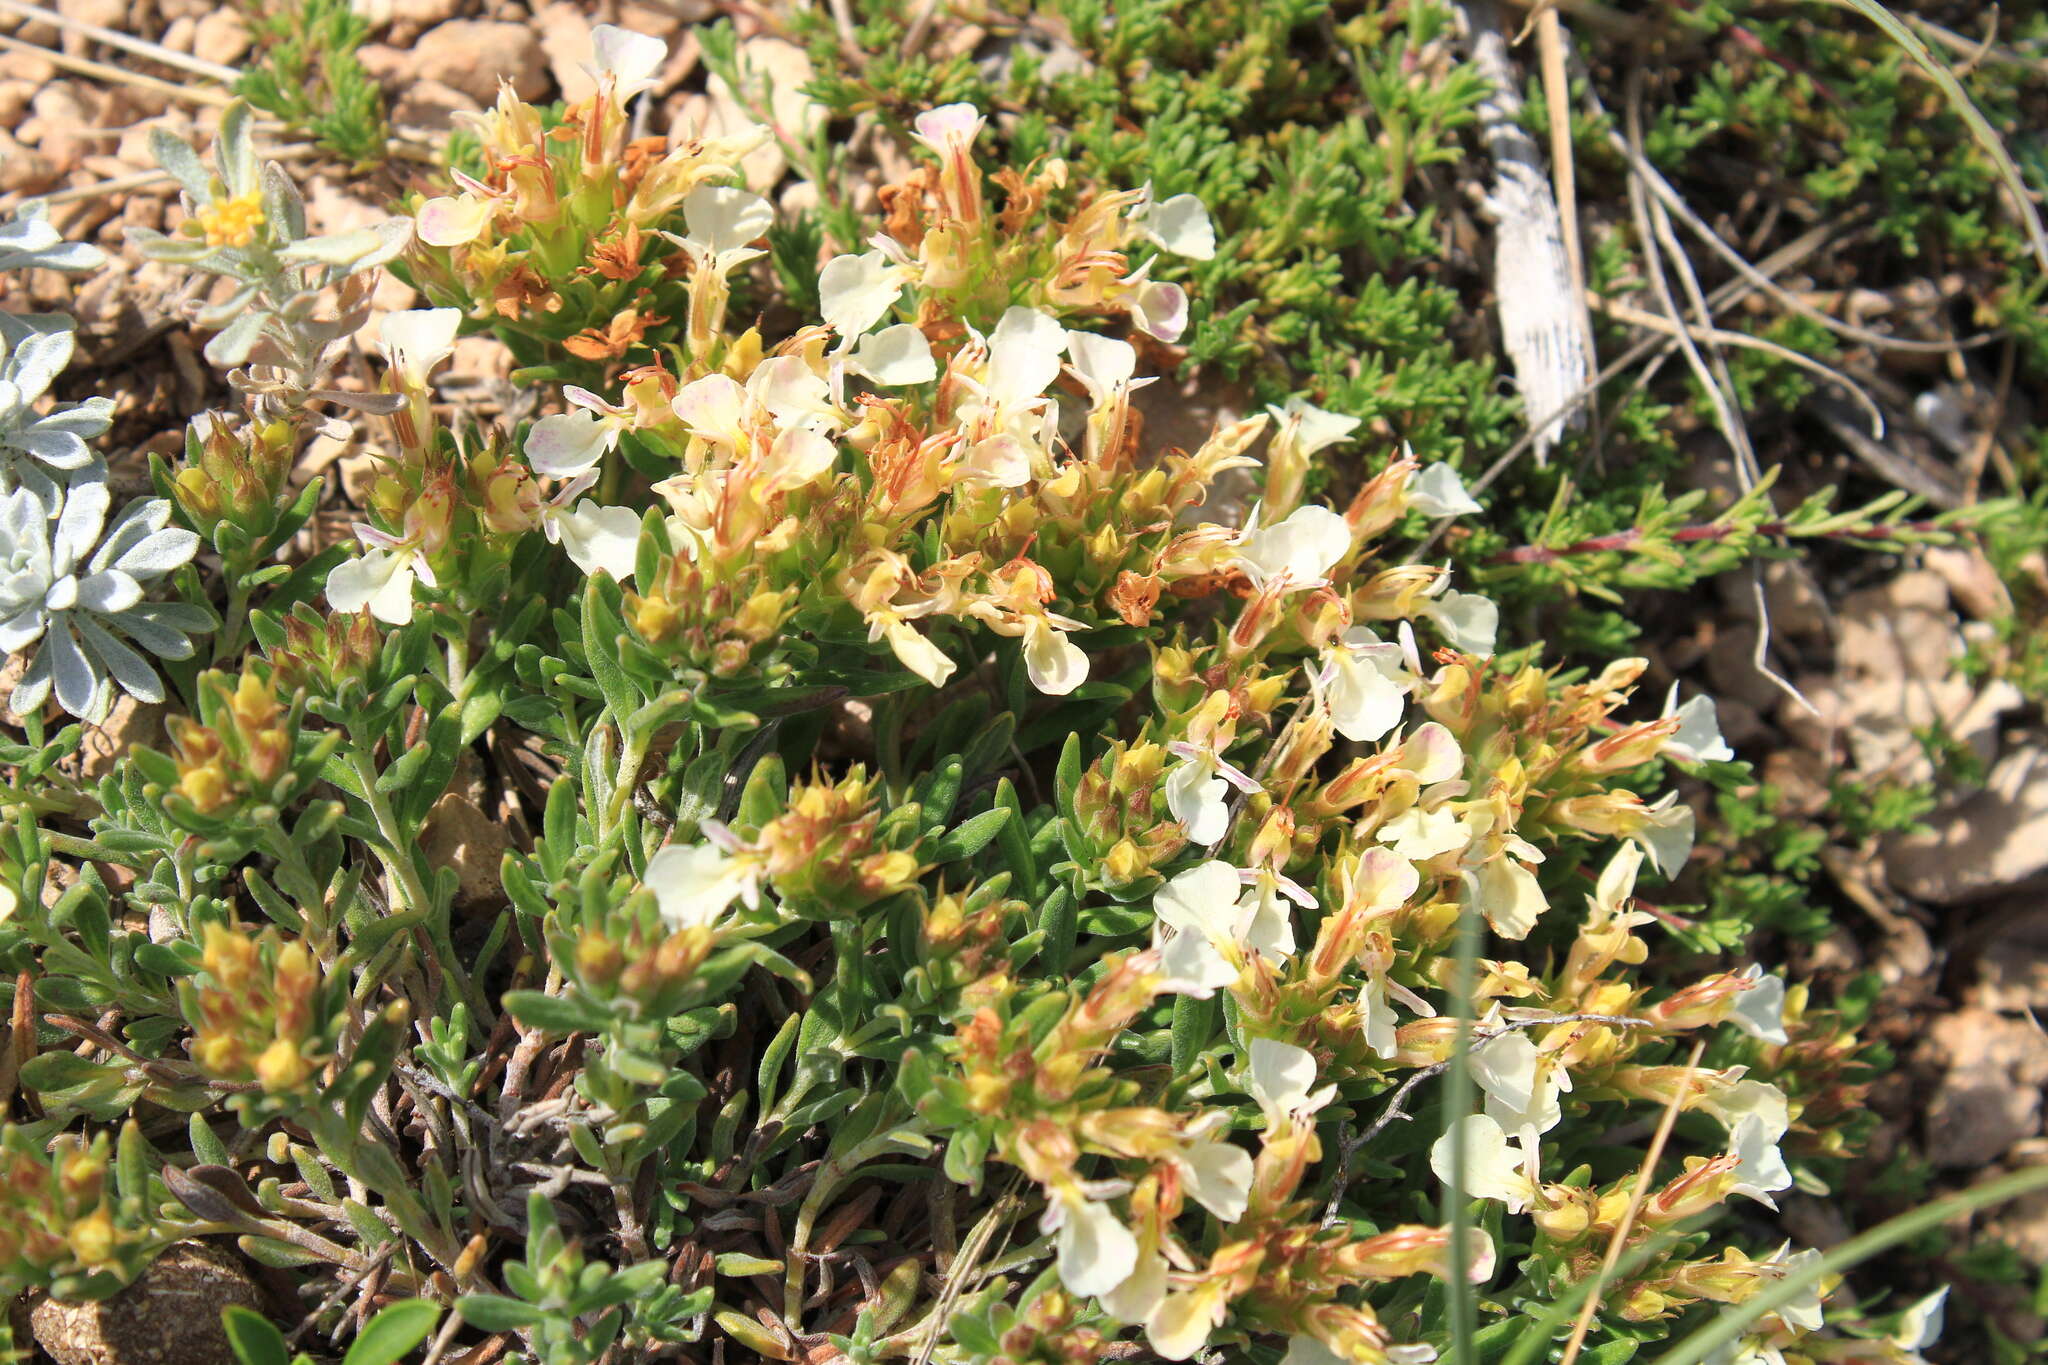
[345,746,475,1013]
[1442,898,1483,1365]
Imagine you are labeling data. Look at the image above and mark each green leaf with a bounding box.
[929,807,1010,864]
[456,1294,545,1331]
[504,989,612,1035]
[342,1299,440,1365]
[221,1306,290,1365]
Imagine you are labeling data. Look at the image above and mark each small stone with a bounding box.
[1926,544,2012,621]
[701,37,824,192]
[391,78,480,131]
[535,2,598,104]
[159,14,197,53]
[411,20,548,106]
[1971,900,2048,1012]
[622,0,712,38]
[191,9,251,67]
[1884,746,2048,905]
[76,695,165,784]
[422,791,513,916]
[1921,1008,2048,1168]
[0,128,57,194]
[30,1242,266,1365]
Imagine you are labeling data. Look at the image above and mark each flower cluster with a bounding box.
[0,20,1951,1365]
[181,922,337,1101]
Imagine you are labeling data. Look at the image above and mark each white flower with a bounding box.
[1663,683,1734,763]
[1700,1077,1791,1146]
[1237,866,1312,962]
[376,308,461,391]
[986,307,1067,405]
[1174,1115,1252,1222]
[1065,329,1146,405]
[585,24,667,103]
[849,324,937,386]
[1635,789,1696,877]
[670,372,748,450]
[643,831,761,930]
[1769,1247,1827,1333]
[1244,1037,1335,1128]
[1891,1287,1948,1356]
[1045,1185,1138,1298]
[911,102,987,159]
[1472,846,1549,940]
[1021,616,1087,695]
[1728,1111,1793,1208]
[677,185,773,273]
[416,192,493,247]
[1728,966,1789,1046]
[1146,1284,1227,1361]
[1099,1247,1167,1326]
[1378,803,1467,862]
[1348,847,1422,916]
[1153,860,1244,996]
[1129,277,1190,343]
[871,614,956,688]
[958,434,1033,488]
[818,250,912,344]
[1409,463,1482,518]
[1131,187,1216,260]
[1263,396,1360,461]
[1165,738,1260,846]
[526,387,632,478]
[1323,624,1419,742]
[1430,1113,1540,1213]
[544,499,640,580]
[1234,504,1353,591]
[326,530,436,627]
[1471,1031,1569,1135]
[1421,574,1498,654]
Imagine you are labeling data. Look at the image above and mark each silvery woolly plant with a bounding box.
[0,202,206,722]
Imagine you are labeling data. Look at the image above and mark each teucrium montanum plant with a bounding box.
[0,21,1976,1365]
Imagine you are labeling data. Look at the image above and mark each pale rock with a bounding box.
[192,9,251,67]
[1885,746,2048,905]
[0,79,36,126]
[54,0,125,55]
[160,14,198,52]
[22,82,92,175]
[31,1242,265,1365]
[448,334,515,384]
[355,42,410,85]
[622,0,712,37]
[1969,898,2048,1012]
[392,78,480,130]
[304,175,389,238]
[0,48,57,83]
[1781,570,2019,787]
[412,20,548,105]
[423,791,513,915]
[1921,1007,2048,1167]
[701,37,824,192]
[382,0,464,43]
[535,2,598,104]
[76,696,164,783]
[0,127,56,194]
[1926,544,2013,621]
